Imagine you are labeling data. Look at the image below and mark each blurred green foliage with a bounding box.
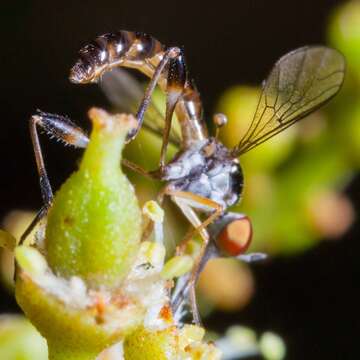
[0,315,47,360]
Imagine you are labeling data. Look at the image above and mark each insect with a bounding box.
[22,31,345,324]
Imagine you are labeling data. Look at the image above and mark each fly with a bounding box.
[22,31,346,324]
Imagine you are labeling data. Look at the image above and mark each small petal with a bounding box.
[161,256,194,280]
[15,246,47,277]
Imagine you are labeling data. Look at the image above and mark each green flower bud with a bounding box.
[45,109,142,288]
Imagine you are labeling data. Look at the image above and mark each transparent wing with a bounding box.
[234,46,345,156]
[100,68,182,147]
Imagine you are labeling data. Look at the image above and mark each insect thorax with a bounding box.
[163,138,243,210]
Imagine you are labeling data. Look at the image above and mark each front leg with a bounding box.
[164,188,224,325]
[30,111,89,203]
[31,111,89,206]
[159,51,187,171]
[127,47,186,173]
[20,111,89,244]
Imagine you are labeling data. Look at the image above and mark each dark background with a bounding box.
[0,0,358,359]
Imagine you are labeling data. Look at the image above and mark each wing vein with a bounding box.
[233,46,345,156]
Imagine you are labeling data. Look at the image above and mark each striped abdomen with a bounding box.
[69,30,207,145]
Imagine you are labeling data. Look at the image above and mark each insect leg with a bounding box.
[32,111,89,148]
[29,114,54,207]
[170,198,208,325]
[171,197,208,254]
[127,47,181,142]
[167,190,224,324]
[126,48,186,173]
[122,158,160,180]
[19,205,48,245]
[159,52,187,171]
[20,112,89,245]
[32,111,158,181]
[170,191,224,245]
[29,111,90,199]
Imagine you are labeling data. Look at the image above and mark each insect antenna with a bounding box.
[213,113,227,140]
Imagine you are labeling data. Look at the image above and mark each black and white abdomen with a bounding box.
[164,139,244,212]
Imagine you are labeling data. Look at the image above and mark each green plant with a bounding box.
[1,108,221,360]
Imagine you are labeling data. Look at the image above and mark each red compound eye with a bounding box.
[217,216,252,256]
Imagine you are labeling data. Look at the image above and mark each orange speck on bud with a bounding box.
[159,304,173,323]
